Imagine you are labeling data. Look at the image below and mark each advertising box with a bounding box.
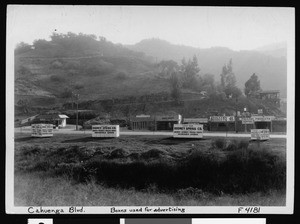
[251,129,270,140]
[31,124,53,137]
[92,125,120,138]
[173,124,203,138]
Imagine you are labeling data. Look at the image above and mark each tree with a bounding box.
[180,55,201,89]
[170,71,182,104]
[15,42,32,54]
[201,73,216,94]
[220,59,240,98]
[244,73,261,97]
[17,99,30,114]
[157,60,179,77]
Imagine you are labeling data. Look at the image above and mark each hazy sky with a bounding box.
[7,5,294,51]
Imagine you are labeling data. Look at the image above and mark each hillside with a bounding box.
[126,38,287,98]
[14,33,170,107]
[254,42,287,58]
[14,33,286,119]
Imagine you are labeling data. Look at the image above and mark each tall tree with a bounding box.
[157,60,179,77]
[220,59,240,98]
[170,71,182,104]
[180,55,200,89]
[244,73,261,97]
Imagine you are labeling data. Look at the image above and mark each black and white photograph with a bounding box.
[6,5,295,214]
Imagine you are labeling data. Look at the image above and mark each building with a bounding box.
[155,114,182,131]
[129,114,182,131]
[58,114,69,127]
[183,118,209,130]
[130,115,155,131]
[31,114,69,128]
[258,90,280,107]
[209,116,236,132]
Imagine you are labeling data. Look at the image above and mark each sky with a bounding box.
[7,5,294,51]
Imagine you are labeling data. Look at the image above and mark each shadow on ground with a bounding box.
[61,137,114,143]
[14,137,36,142]
[144,137,208,145]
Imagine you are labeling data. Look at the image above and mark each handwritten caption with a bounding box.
[111,206,186,213]
[238,207,261,213]
[28,206,85,214]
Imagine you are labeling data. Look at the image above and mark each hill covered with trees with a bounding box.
[14,32,286,118]
[126,38,287,98]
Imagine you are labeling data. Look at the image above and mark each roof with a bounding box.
[130,116,155,122]
[59,114,69,119]
[36,114,61,120]
[259,90,280,94]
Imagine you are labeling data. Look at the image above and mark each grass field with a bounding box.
[15,172,285,206]
[14,133,286,206]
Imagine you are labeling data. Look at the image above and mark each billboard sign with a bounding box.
[92,125,120,138]
[156,114,182,122]
[210,116,235,122]
[183,118,208,124]
[173,124,203,138]
[31,124,53,137]
[252,116,274,122]
[241,117,254,124]
[251,129,270,140]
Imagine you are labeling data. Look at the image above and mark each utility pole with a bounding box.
[76,93,79,131]
[235,96,238,133]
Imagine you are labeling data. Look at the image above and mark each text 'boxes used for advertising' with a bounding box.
[92,125,120,138]
[173,124,203,139]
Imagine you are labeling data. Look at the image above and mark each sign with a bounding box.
[156,114,182,122]
[31,124,53,137]
[241,117,254,124]
[92,125,120,137]
[252,116,274,122]
[210,116,235,122]
[183,118,208,124]
[251,129,270,140]
[173,124,203,138]
[136,114,151,118]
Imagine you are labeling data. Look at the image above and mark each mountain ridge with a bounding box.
[126,38,287,97]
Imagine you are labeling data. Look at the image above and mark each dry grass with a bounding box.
[15,172,285,206]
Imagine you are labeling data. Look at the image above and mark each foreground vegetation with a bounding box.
[14,133,286,206]
[15,172,285,206]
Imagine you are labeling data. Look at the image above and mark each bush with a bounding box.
[115,71,128,80]
[15,143,286,194]
[212,138,227,149]
[50,75,65,82]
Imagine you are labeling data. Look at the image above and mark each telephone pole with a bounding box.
[235,96,238,133]
[75,93,79,131]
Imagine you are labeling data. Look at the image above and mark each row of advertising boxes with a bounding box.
[31,124,270,140]
[173,124,270,140]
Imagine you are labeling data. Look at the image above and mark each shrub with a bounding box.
[109,148,128,159]
[15,143,286,194]
[140,149,166,159]
[51,60,63,69]
[115,71,128,80]
[50,75,65,82]
[212,138,227,149]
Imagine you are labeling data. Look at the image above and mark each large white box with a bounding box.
[31,124,53,137]
[173,124,203,138]
[251,129,270,140]
[92,125,120,138]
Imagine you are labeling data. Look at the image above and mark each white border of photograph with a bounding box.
[6,5,295,214]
